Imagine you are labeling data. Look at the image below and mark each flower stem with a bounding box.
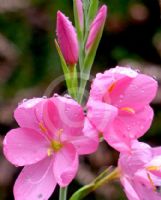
[59,187,68,200]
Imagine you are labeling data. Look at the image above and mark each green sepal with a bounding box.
[69,184,94,200]
[54,39,73,97]
[73,0,84,42]
[69,167,116,200]
[88,0,99,25]
[84,21,105,73]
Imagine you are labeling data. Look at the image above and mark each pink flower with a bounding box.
[118,141,161,200]
[86,5,107,50]
[3,95,98,200]
[56,11,79,65]
[87,66,158,152]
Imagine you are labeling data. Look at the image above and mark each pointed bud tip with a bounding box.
[85,4,108,50]
[56,10,79,65]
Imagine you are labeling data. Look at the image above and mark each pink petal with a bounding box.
[120,177,140,200]
[116,105,154,139]
[53,143,78,187]
[87,100,118,133]
[104,124,132,152]
[14,98,45,131]
[111,73,158,110]
[86,5,107,50]
[44,96,85,138]
[3,128,48,166]
[133,170,161,200]
[152,147,161,157]
[88,72,114,102]
[146,156,161,177]
[118,141,152,174]
[14,157,56,200]
[56,11,79,65]
[69,118,99,155]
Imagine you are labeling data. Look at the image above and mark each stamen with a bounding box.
[147,173,156,192]
[108,82,116,93]
[56,129,63,140]
[146,165,161,171]
[39,122,47,133]
[120,107,135,114]
[47,148,53,156]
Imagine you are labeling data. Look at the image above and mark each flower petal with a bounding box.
[118,141,152,174]
[43,96,85,138]
[3,128,48,166]
[87,100,118,133]
[118,105,153,139]
[120,177,140,200]
[111,73,157,110]
[70,118,99,155]
[14,157,56,200]
[53,143,78,187]
[14,98,45,130]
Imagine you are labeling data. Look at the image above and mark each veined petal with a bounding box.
[14,98,45,131]
[3,128,48,166]
[45,96,84,138]
[53,143,78,187]
[116,105,154,139]
[14,157,56,200]
[111,73,158,110]
[87,100,118,133]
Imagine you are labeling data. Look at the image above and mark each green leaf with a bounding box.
[88,0,99,24]
[54,39,72,95]
[69,184,94,200]
[84,21,105,73]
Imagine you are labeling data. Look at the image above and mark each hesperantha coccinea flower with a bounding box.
[87,66,158,152]
[118,140,161,200]
[3,95,98,200]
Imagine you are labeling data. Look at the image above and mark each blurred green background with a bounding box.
[0,0,161,199]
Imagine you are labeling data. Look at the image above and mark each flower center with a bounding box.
[47,129,64,156]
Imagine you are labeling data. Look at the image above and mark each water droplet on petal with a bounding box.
[42,96,47,99]
[23,98,28,103]
[135,69,140,73]
[152,75,157,80]
[54,93,58,97]
[64,94,72,99]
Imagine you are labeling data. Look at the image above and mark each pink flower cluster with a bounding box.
[3,66,160,200]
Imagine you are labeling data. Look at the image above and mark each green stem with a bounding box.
[93,168,119,190]
[59,187,68,200]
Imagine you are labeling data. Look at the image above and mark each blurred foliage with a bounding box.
[0,0,161,199]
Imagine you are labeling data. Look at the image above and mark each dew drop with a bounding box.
[64,94,72,99]
[54,93,58,97]
[119,94,124,99]
[23,98,28,103]
[42,96,47,99]
[135,69,140,73]
[152,75,157,80]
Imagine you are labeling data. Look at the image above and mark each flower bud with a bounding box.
[86,5,107,50]
[56,11,79,65]
[74,0,84,30]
